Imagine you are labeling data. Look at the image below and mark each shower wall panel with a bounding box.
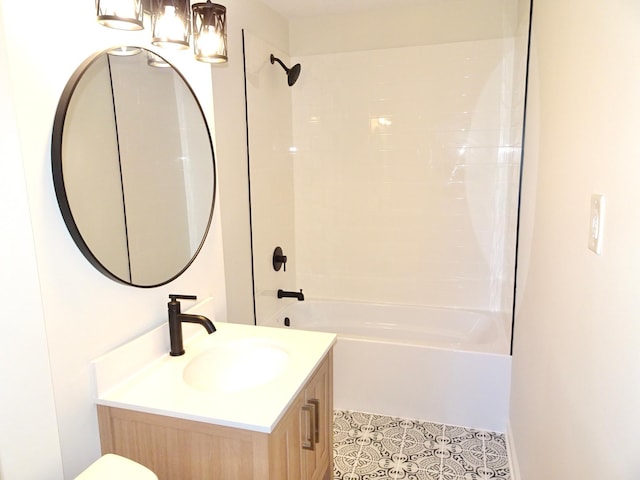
[291,39,522,313]
[244,31,297,323]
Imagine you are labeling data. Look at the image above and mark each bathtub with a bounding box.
[263,300,512,432]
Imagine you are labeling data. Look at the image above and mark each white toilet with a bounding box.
[74,454,158,479]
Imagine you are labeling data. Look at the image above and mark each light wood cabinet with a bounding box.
[97,350,333,480]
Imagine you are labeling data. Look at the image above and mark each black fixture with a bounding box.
[284,317,290,327]
[277,289,304,301]
[270,54,301,87]
[273,246,288,271]
[168,294,216,356]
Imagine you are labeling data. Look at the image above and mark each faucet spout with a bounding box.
[177,313,216,334]
[168,294,216,356]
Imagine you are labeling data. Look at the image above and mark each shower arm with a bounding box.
[270,53,301,87]
[270,54,289,73]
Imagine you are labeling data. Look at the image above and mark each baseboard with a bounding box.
[506,422,521,480]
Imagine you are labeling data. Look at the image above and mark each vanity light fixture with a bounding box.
[97,0,144,30]
[192,1,227,63]
[96,0,228,63]
[151,0,191,49]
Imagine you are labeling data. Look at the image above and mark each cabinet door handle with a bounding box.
[308,399,320,443]
[301,403,316,451]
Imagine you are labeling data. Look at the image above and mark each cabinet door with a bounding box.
[301,352,333,480]
[269,389,304,479]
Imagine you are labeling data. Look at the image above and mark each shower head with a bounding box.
[270,54,301,87]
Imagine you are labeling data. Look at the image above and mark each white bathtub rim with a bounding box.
[267,299,511,356]
[326,332,510,357]
[271,297,510,318]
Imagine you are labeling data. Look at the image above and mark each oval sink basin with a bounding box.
[183,337,290,393]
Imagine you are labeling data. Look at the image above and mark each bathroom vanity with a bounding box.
[94,322,335,480]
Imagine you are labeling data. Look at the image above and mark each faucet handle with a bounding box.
[273,246,288,272]
[169,294,197,303]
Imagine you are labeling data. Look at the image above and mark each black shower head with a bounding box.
[270,54,301,87]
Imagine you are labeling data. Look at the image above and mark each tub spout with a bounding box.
[277,289,304,301]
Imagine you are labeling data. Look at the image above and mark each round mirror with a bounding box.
[52,47,216,287]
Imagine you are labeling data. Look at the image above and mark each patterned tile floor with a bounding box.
[333,410,510,480]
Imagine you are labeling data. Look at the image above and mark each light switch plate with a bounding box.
[588,194,605,254]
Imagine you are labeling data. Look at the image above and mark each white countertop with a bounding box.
[93,320,336,433]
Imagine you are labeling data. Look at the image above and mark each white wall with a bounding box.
[1,0,226,475]
[509,0,640,478]
[0,3,64,478]
[290,0,520,56]
[0,0,289,477]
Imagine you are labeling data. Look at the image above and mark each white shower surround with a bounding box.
[246,23,524,434]
[291,38,522,320]
[266,300,511,432]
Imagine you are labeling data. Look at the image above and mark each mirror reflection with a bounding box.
[52,47,215,287]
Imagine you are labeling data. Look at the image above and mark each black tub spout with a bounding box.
[277,289,304,301]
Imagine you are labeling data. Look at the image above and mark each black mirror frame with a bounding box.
[51,47,216,288]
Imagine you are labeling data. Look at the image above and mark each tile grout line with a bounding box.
[482,431,487,477]
[439,423,446,480]
[348,413,365,477]
[399,418,408,457]
[363,413,374,471]
[351,413,373,476]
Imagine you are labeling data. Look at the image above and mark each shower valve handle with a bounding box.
[273,246,288,272]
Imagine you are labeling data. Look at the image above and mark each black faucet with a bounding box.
[168,294,216,356]
[277,289,305,301]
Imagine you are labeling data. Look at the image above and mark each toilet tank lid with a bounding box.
[74,454,158,480]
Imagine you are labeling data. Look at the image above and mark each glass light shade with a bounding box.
[192,2,228,63]
[151,0,191,49]
[147,51,172,68]
[108,45,143,56]
[97,0,144,30]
